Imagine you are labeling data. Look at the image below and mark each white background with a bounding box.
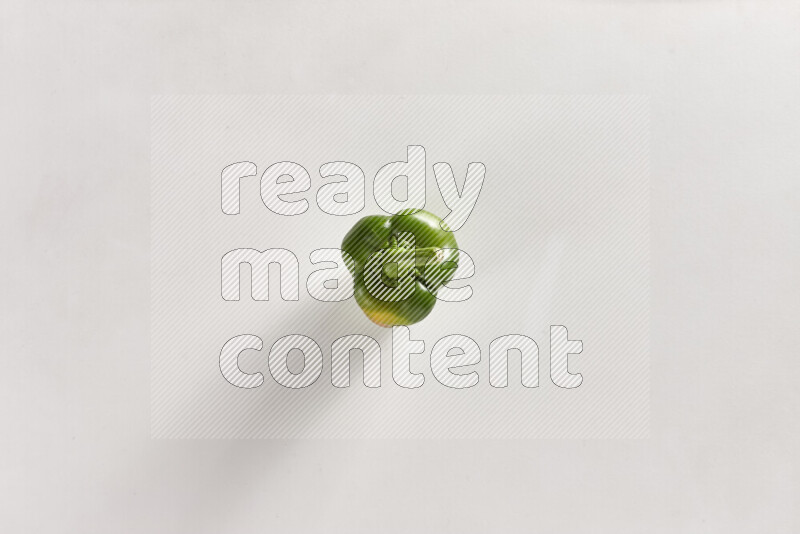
[2,1,798,532]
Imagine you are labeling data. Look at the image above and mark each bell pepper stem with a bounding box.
[412,246,444,268]
[379,246,445,286]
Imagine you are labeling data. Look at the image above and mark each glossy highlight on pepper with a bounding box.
[341,210,459,327]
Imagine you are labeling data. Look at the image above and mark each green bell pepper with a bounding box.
[342,210,459,327]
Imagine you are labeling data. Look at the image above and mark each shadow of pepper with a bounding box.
[90,298,391,533]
